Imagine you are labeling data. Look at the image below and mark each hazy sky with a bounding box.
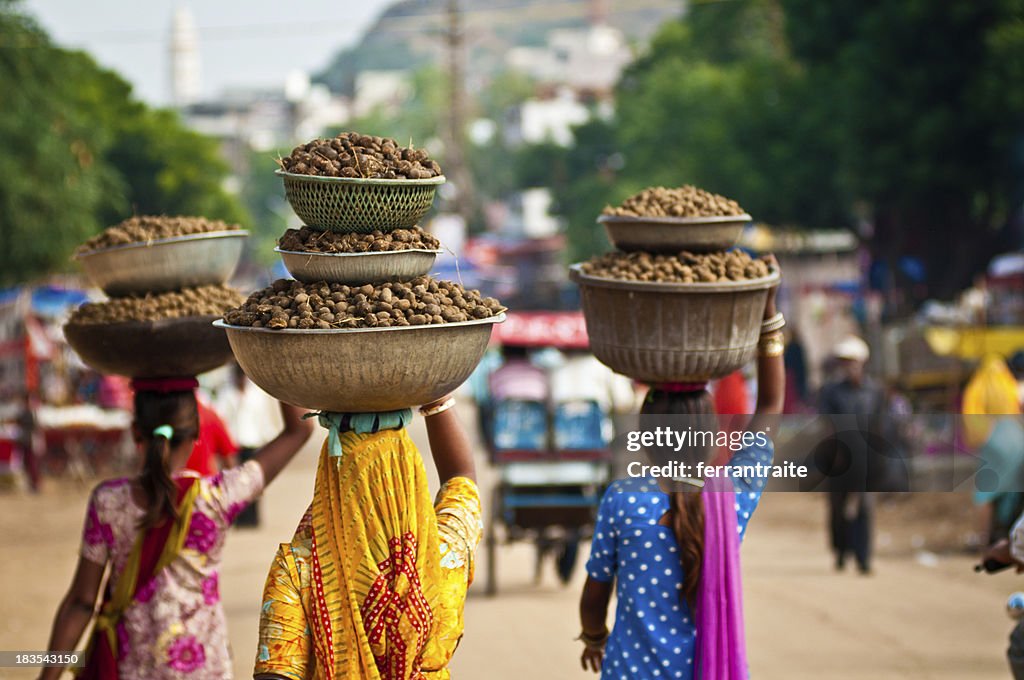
[21,0,394,105]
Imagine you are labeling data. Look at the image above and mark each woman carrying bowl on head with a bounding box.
[577,274,785,680]
[39,378,314,680]
[253,394,482,680]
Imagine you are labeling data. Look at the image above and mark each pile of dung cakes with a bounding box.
[64,216,248,378]
[571,186,777,383]
[219,131,506,414]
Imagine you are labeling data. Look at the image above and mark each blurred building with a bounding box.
[504,88,590,147]
[169,6,201,107]
[506,24,631,95]
[353,70,412,119]
[167,6,349,175]
[184,74,350,153]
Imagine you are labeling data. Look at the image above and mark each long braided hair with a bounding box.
[134,390,199,530]
[640,387,718,606]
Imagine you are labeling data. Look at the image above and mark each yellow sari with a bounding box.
[256,429,482,680]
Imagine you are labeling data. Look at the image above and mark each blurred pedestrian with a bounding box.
[783,328,809,413]
[214,364,282,527]
[17,389,40,493]
[963,355,1024,545]
[817,335,887,575]
[484,344,548,452]
[185,398,238,476]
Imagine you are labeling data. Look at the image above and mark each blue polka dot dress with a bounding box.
[585,441,773,680]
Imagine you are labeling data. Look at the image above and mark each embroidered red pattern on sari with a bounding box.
[360,532,433,680]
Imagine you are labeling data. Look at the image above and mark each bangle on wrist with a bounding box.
[758,330,785,357]
[576,628,609,648]
[419,397,456,418]
[760,312,785,334]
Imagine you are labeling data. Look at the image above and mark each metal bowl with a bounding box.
[64,315,233,378]
[74,231,248,296]
[275,247,440,284]
[598,214,751,253]
[570,265,779,383]
[277,170,445,233]
[216,313,505,412]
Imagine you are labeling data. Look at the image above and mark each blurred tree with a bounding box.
[240,148,291,266]
[105,108,247,225]
[514,119,637,261]
[0,0,246,286]
[538,0,1024,298]
[780,0,1024,298]
[0,4,122,285]
[513,0,844,263]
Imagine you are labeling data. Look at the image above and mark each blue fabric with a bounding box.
[492,400,547,450]
[306,409,413,457]
[554,401,610,450]
[585,441,773,680]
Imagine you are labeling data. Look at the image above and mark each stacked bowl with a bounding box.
[571,186,777,383]
[219,132,505,413]
[64,216,247,378]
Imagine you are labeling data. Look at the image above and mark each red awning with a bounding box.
[493,311,589,349]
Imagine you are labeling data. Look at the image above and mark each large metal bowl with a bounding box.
[570,265,779,383]
[598,214,751,253]
[277,170,445,233]
[275,247,440,284]
[74,231,248,296]
[64,315,233,378]
[216,313,505,412]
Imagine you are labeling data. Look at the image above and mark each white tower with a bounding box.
[169,6,201,107]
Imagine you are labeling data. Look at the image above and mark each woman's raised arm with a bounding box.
[422,397,476,484]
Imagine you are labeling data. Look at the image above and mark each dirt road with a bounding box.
[0,415,1017,679]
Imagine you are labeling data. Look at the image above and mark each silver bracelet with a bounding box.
[760,312,785,334]
[419,397,456,418]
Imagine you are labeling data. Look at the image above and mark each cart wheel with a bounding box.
[485,483,501,597]
[556,531,581,585]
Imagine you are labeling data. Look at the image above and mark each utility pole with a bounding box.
[445,0,476,227]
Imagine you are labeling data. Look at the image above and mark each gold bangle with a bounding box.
[419,397,456,418]
[758,331,785,357]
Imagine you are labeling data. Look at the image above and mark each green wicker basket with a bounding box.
[277,170,446,233]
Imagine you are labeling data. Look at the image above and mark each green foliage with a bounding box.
[105,109,247,224]
[779,0,1024,296]
[0,5,122,285]
[512,0,841,263]
[239,149,290,266]
[527,0,1024,297]
[0,0,246,286]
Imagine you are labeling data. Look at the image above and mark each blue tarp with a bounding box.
[0,286,89,316]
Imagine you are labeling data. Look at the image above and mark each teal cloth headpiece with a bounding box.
[303,408,413,457]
